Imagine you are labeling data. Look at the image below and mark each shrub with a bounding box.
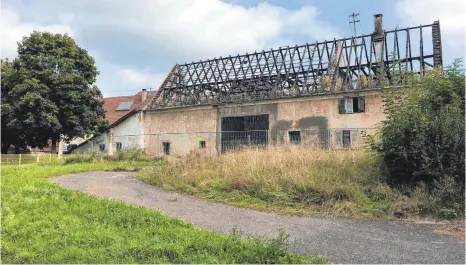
[417,176,465,218]
[370,60,465,188]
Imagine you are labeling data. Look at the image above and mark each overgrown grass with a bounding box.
[64,148,156,164]
[1,162,327,264]
[137,147,439,219]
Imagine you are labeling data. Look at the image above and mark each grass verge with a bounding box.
[1,162,327,264]
[137,147,419,219]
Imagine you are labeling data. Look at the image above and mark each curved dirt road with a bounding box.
[50,171,465,264]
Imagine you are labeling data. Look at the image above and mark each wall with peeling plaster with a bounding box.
[143,90,385,156]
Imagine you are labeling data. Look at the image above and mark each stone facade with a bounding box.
[143,90,385,156]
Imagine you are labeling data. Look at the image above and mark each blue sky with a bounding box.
[2,0,464,97]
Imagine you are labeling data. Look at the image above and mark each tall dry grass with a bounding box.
[138,146,402,218]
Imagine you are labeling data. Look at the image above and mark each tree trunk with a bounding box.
[51,137,57,154]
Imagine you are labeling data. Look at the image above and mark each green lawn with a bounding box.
[1,162,327,264]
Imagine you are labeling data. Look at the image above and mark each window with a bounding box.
[162,142,170,155]
[342,130,351,148]
[335,129,359,148]
[345,97,354,113]
[288,131,301,144]
[116,142,122,151]
[339,97,365,114]
[99,144,106,152]
[116,101,134,111]
[199,141,206,149]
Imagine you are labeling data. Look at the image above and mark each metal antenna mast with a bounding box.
[349,12,360,36]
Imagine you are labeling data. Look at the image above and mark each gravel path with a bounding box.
[50,171,465,264]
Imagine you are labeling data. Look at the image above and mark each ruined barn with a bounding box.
[141,14,442,156]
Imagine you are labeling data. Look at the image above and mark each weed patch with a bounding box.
[137,147,463,220]
[138,147,397,218]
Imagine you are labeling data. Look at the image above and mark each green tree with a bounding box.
[1,31,108,153]
[1,59,26,153]
[371,59,465,187]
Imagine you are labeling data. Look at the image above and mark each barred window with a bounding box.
[288,131,301,144]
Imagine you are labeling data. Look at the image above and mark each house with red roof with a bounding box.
[70,89,154,154]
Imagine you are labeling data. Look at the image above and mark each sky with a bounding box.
[1,0,465,97]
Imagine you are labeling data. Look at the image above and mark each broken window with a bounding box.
[339,97,365,114]
[288,131,301,144]
[162,142,170,155]
[99,144,105,152]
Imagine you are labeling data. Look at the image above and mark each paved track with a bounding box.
[50,171,465,264]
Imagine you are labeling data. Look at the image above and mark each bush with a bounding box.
[414,176,465,218]
[370,60,465,188]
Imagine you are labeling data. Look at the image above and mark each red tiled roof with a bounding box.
[103,90,153,126]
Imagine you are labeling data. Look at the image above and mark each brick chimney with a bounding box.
[373,14,383,39]
[141,88,148,102]
[373,14,384,86]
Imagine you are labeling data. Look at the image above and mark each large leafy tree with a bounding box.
[1,59,26,153]
[1,31,107,153]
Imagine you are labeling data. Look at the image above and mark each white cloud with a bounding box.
[0,8,75,59]
[396,0,465,47]
[118,68,165,89]
[1,0,340,96]
[70,0,340,59]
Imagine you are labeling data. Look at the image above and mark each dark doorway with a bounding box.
[221,114,269,152]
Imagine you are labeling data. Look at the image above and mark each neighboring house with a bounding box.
[27,139,60,154]
[70,89,153,154]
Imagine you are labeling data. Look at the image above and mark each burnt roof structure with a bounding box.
[147,14,442,109]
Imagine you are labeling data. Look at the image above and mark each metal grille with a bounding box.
[221,130,268,152]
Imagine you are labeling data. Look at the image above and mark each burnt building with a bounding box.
[141,14,443,156]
